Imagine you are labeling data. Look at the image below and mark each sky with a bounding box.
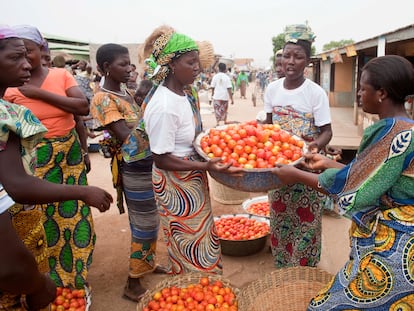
[4,0,414,68]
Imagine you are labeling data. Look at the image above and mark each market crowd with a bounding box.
[1,21,414,311]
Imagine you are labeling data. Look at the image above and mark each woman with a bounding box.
[273,55,414,310]
[4,25,96,290]
[0,25,112,311]
[263,24,333,268]
[143,29,238,275]
[236,70,249,99]
[91,43,164,302]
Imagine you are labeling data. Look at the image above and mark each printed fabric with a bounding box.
[269,105,327,268]
[0,100,48,309]
[309,117,414,310]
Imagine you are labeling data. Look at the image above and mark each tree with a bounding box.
[322,39,355,51]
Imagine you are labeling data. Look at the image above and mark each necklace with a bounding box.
[101,87,127,97]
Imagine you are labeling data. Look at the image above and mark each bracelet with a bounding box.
[83,152,88,157]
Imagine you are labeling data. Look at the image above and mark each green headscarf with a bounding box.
[145,32,199,85]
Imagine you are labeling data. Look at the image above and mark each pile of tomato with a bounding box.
[51,287,87,311]
[215,216,270,241]
[246,201,270,218]
[143,277,238,311]
[199,121,305,168]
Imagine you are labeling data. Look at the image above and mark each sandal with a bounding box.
[122,278,148,303]
[153,265,169,274]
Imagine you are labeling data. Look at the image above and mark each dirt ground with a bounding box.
[86,83,352,311]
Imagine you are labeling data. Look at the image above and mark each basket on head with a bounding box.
[197,41,215,70]
[238,266,333,311]
[136,272,240,311]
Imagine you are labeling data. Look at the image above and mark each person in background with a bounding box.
[4,25,98,292]
[40,40,51,68]
[52,54,66,68]
[0,25,112,311]
[134,79,153,107]
[264,24,333,268]
[274,49,284,80]
[143,27,240,275]
[256,50,285,123]
[91,43,166,303]
[72,60,97,138]
[126,63,139,91]
[273,55,414,310]
[210,62,234,126]
[236,70,249,99]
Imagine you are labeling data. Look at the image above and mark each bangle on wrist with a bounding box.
[83,152,88,157]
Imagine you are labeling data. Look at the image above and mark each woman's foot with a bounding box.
[122,277,148,302]
[153,264,169,274]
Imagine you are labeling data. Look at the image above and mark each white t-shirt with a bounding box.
[263,78,331,127]
[144,85,195,157]
[0,183,14,215]
[211,72,232,101]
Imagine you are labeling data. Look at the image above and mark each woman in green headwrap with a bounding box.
[143,29,238,275]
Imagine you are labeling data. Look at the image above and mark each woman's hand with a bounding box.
[271,164,302,185]
[81,186,113,212]
[206,158,244,175]
[84,154,91,173]
[301,153,343,171]
[25,275,56,310]
[18,84,41,99]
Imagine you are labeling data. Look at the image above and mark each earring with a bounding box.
[379,98,382,104]
[106,71,110,77]
[172,68,175,74]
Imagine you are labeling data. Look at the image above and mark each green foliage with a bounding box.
[271,33,285,55]
[322,39,355,51]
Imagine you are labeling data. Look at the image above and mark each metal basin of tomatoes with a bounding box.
[242,195,270,218]
[214,214,270,257]
[193,124,307,192]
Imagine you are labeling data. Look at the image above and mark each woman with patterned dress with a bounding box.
[4,25,105,291]
[0,26,112,311]
[264,24,333,268]
[142,28,238,275]
[91,43,165,302]
[273,55,414,309]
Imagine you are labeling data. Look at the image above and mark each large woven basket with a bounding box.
[208,174,250,205]
[238,267,333,311]
[137,273,240,311]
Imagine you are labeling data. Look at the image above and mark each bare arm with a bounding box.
[152,153,241,175]
[227,88,233,105]
[308,124,333,152]
[0,212,54,295]
[0,133,112,211]
[17,85,89,115]
[74,115,90,173]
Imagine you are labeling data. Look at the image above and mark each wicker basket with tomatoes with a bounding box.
[194,121,307,192]
[214,214,270,256]
[137,273,239,311]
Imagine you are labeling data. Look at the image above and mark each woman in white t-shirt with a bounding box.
[263,24,333,269]
[143,29,238,275]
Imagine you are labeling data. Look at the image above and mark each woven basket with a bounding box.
[238,267,333,311]
[208,175,250,205]
[137,273,240,311]
[197,41,215,70]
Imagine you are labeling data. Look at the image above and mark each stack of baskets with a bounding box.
[238,267,333,311]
